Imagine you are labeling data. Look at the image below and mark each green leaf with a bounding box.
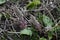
[26,0,40,10]
[43,15,53,27]
[20,27,32,36]
[33,0,40,5]
[39,37,47,40]
[0,0,6,4]
[26,2,35,10]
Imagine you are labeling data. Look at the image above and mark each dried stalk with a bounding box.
[30,14,42,31]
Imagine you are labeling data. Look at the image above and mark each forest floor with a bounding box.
[0,0,60,40]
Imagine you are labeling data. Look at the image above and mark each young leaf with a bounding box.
[26,2,35,10]
[43,15,53,27]
[0,0,6,4]
[33,0,40,5]
[26,0,40,10]
[20,27,32,36]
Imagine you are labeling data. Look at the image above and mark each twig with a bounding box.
[8,32,20,34]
